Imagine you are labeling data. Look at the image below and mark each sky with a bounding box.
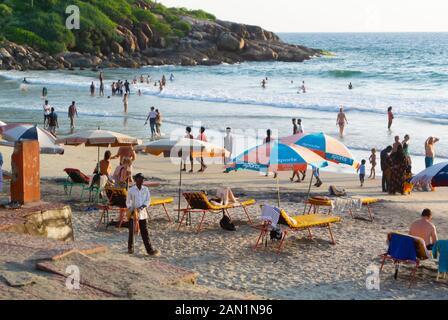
[160,0,448,33]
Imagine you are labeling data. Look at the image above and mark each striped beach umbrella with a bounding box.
[0,123,64,155]
[227,142,328,173]
[226,142,328,206]
[282,132,358,168]
[411,162,448,187]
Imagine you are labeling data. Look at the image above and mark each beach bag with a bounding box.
[329,185,346,197]
[270,227,283,241]
[219,214,236,231]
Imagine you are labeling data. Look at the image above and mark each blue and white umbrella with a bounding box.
[411,162,448,187]
[0,123,64,155]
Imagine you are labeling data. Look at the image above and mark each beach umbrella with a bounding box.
[136,137,230,221]
[282,132,358,167]
[0,123,64,155]
[226,142,328,206]
[56,129,142,163]
[411,162,448,187]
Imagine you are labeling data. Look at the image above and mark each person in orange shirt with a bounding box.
[111,146,136,165]
[409,208,438,250]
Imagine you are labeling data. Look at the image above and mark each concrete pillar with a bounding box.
[11,140,40,204]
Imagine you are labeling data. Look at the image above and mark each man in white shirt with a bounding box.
[223,127,233,165]
[126,173,160,256]
[43,100,51,128]
[144,107,158,139]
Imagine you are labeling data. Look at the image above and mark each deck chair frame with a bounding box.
[178,192,254,233]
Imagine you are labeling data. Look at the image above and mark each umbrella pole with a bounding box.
[177,159,182,223]
[306,169,314,200]
[276,174,281,208]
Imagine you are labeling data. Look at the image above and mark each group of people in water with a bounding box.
[87,71,174,113]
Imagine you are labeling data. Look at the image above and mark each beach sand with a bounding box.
[1,145,448,299]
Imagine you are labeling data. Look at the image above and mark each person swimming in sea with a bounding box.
[42,87,48,98]
[348,82,353,90]
[261,79,266,88]
[22,77,29,84]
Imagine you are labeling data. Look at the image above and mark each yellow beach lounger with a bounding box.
[178,192,256,232]
[254,209,341,254]
[150,197,174,222]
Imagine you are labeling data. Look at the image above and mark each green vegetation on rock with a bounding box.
[0,0,215,54]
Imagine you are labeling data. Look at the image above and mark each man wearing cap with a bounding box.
[126,173,160,256]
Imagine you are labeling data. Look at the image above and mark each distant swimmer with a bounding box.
[22,77,29,84]
[387,106,394,130]
[170,73,174,81]
[261,79,266,88]
[336,107,348,137]
[90,81,95,96]
[348,82,353,90]
[140,74,145,83]
[42,87,48,98]
[301,81,306,93]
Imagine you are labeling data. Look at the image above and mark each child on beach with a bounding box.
[358,160,366,187]
[369,148,376,179]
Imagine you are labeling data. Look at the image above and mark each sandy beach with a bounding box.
[1,144,447,299]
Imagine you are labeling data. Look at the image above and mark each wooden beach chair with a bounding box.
[379,232,430,288]
[253,207,341,254]
[97,188,174,229]
[347,197,380,222]
[62,168,100,202]
[178,192,256,232]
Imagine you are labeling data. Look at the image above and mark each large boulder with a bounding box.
[136,30,150,50]
[117,26,138,53]
[217,32,245,51]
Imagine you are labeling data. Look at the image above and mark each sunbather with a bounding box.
[409,208,438,250]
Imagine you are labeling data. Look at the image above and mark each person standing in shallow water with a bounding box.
[68,101,78,131]
[90,81,95,96]
[123,93,129,113]
[387,106,394,130]
[336,107,348,137]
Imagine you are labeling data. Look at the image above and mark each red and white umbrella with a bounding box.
[0,123,64,155]
[56,129,142,147]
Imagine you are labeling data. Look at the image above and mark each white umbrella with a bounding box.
[56,129,142,163]
[0,120,6,126]
[0,123,64,155]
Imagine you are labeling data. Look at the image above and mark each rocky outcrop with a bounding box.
[0,16,321,71]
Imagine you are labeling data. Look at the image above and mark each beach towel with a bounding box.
[387,233,417,262]
[432,240,448,273]
[212,187,240,206]
[260,205,281,228]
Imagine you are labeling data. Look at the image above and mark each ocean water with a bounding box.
[0,33,447,173]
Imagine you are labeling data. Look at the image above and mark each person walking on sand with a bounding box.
[43,100,51,128]
[182,126,194,173]
[368,148,377,179]
[48,107,59,135]
[68,101,78,131]
[123,93,129,113]
[336,107,348,137]
[144,107,157,139]
[387,106,394,130]
[358,159,366,187]
[155,109,162,136]
[425,136,440,168]
[380,146,392,192]
[126,173,161,257]
[197,127,208,173]
[90,81,95,96]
